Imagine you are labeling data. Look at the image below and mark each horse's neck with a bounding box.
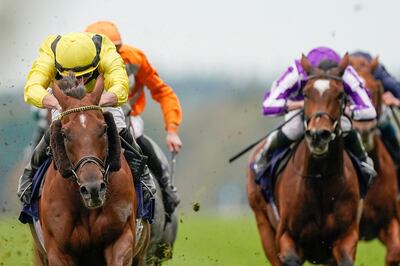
[303,137,344,179]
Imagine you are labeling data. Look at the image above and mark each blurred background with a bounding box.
[0,0,398,265]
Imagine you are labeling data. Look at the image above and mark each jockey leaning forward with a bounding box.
[85,21,182,216]
[17,32,156,207]
[253,47,377,181]
[351,51,400,176]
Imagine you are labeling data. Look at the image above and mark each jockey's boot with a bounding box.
[158,162,180,217]
[136,135,180,218]
[252,129,293,179]
[17,129,50,204]
[379,122,400,176]
[119,128,156,201]
[344,129,377,184]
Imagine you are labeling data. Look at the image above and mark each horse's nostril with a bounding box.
[100,182,106,192]
[80,186,89,195]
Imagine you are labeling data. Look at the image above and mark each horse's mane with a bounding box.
[57,72,86,99]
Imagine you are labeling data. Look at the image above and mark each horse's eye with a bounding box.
[337,93,344,101]
[60,130,66,139]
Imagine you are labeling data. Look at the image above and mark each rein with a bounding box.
[57,105,110,185]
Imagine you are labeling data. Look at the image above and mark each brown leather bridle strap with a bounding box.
[70,156,110,185]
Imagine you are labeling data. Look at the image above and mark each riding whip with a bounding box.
[170,151,177,186]
[229,110,304,163]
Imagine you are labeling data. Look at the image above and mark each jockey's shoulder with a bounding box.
[118,44,146,62]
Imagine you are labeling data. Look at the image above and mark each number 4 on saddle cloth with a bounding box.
[18,158,154,224]
[252,140,369,206]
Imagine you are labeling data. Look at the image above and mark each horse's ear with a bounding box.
[90,75,104,105]
[50,120,73,178]
[300,54,314,75]
[103,112,121,171]
[338,53,350,75]
[52,80,68,109]
[370,56,379,74]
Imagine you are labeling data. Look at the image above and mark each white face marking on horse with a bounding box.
[79,114,87,128]
[314,79,330,95]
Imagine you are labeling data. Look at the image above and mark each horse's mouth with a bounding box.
[306,139,330,157]
[83,197,105,209]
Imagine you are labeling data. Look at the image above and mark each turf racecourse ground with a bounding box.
[0,214,386,265]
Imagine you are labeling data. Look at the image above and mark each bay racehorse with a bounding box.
[247,54,362,265]
[33,75,150,265]
[350,55,400,265]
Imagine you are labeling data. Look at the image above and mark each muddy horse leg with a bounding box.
[331,227,358,266]
[104,223,135,266]
[278,231,301,266]
[379,218,400,266]
[132,222,151,266]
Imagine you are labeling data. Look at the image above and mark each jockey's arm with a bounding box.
[375,64,400,100]
[137,53,183,152]
[262,62,301,116]
[97,36,129,107]
[24,35,59,109]
[138,54,182,133]
[342,66,377,121]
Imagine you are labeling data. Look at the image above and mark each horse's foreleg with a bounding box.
[247,167,281,266]
[332,226,358,266]
[253,207,281,265]
[278,232,301,266]
[379,218,400,266]
[104,224,135,266]
[47,245,76,266]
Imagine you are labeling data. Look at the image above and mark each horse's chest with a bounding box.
[289,199,354,239]
[69,204,133,252]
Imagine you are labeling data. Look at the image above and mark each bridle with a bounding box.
[293,74,347,179]
[57,105,111,185]
[303,74,346,141]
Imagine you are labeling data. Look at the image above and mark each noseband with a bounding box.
[58,105,110,185]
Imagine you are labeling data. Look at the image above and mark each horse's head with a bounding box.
[350,56,381,113]
[50,73,121,209]
[349,55,380,151]
[301,53,348,157]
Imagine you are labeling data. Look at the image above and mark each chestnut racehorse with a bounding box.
[350,55,400,265]
[33,75,150,265]
[247,54,362,265]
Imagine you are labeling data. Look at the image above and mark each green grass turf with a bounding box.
[0,214,387,265]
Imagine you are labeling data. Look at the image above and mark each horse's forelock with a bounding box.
[57,73,86,100]
[317,60,339,71]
